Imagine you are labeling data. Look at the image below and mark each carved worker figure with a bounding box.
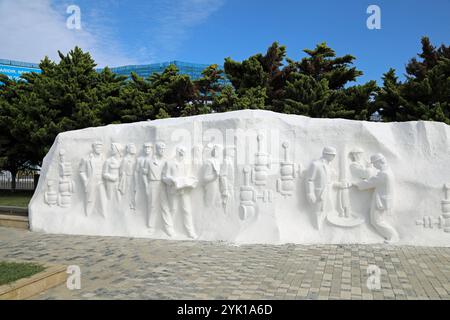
[306,147,350,230]
[203,144,222,208]
[162,146,198,239]
[142,142,171,234]
[348,148,373,181]
[79,141,106,217]
[354,153,399,243]
[119,143,137,210]
[138,143,153,176]
[137,143,153,199]
[103,143,122,201]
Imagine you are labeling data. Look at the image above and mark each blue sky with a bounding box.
[0,0,449,84]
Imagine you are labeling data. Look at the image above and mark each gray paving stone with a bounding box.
[0,227,449,300]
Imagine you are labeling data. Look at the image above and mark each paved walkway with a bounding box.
[1,227,450,300]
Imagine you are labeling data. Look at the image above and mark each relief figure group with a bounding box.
[45,135,402,243]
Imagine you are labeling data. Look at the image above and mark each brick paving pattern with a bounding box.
[0,227,449,300]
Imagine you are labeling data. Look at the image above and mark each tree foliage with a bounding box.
[375,37,450,123]
[0,74,37,189]
[224,41,376,119]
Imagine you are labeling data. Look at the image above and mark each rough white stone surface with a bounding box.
[29,110,450,246]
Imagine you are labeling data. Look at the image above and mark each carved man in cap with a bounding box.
[354,153,399,243]
[306,147,350,230]
[79,141,106,217]
[137,143,152,191]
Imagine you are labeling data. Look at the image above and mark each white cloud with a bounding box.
[149,0,225,58]
[0,0,135,67]
[0,0,225,67]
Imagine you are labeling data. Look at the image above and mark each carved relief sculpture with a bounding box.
[30,110,450,246]
[348,148,373,180]
[239,166,257,221]
[337,147,351,218]
[103,143,122,201]
[192,144,203,177]
[142,142,171,234]
[220,146,235,209]
[277,142,298,197]
[252,134,270,186]
[44,179,58,206]
[58,149,74,208]
[442,184,450,233]
[327,147,365,227]
[162,146,198,238]
[416,184,450,233]
[79,141,106,217]
[306,147,351,230]
[203,144,222,208]
[119,143,137,210]
[137,143,153,213]
[354,153,399,243]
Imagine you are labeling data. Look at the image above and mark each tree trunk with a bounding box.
[10,170,17,192]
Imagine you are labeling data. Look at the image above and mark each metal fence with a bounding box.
[0,171,38,190]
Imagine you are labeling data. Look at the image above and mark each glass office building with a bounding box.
[0,59,226,83]
[108,60,218,80]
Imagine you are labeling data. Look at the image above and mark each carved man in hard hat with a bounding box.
[354,153,399,243]
[306,147,351,230]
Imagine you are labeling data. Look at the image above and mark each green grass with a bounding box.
[0,191,33,207]
[0,261,46,285]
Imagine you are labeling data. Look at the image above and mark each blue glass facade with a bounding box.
[0,59,226,83]
[0,59,41,80]
[107,60,216,80]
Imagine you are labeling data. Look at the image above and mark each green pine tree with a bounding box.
[374,37,450,123]
[224,42,288,107]
[374,69,408,121]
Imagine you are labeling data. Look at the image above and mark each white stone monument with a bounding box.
[29,110,450,246]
